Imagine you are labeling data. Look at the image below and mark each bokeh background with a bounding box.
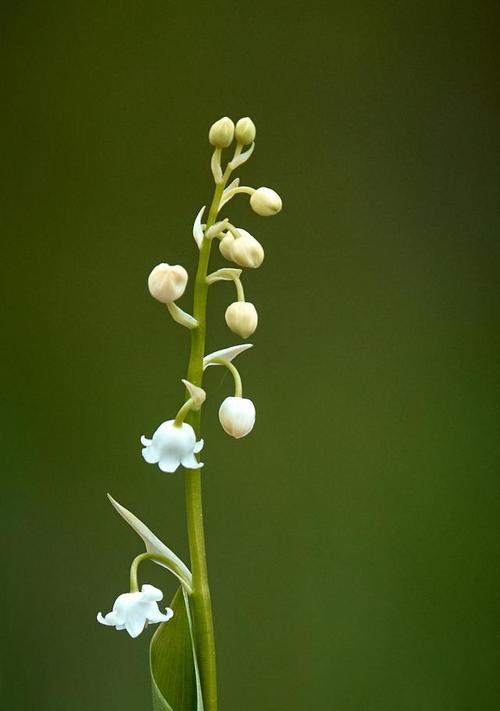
[2,2,499,709]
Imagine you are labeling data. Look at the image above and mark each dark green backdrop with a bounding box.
[2,2,499,710]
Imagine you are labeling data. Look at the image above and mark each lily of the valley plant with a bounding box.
[98,116,282,710]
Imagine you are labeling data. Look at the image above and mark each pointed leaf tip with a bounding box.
[107,494,192,591]
[203,343,253,369]
[193,206,206,248]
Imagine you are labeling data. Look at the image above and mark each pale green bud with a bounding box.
[250,187,282,216]
[225,301,258,338]
[208,116,235,148]
[235,117,256,145]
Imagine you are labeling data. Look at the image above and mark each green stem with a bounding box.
[212,358,243,397]
[234,277,245,303]
[129,552,192,593]
[184,166,232,711]
[174,397,195,426]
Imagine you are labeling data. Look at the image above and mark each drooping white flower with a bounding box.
[219,396,256,438]
[97,584,173,638]
[141,420,204,473]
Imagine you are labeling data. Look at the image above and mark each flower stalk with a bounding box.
[213,358,243,397]
[129,552,193,594]
[183,168,232,711]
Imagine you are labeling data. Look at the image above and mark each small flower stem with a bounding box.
[174,397,195,426]
[234,277,245,303]
[129,552,193,593]
[213,358,243,397]
[183,161,234,711]
[219,185,255,208]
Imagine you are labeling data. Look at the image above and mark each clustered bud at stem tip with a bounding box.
[235,117,256,145]
[208,116,235,148]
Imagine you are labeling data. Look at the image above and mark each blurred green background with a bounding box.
[2,2,499,709]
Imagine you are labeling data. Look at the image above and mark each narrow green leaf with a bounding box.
[150,587,204,711]
[181,588,204,711]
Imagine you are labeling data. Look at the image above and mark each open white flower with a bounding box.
[141,420,204,473]
[97,584,173,638]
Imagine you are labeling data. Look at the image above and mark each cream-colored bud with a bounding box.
[219,396,256,438]
[219,234,235,261]
[235,117,256,145]
[250,187,282,216]
[230,231,264,268]
[225,301,258,338]
[219,229,264,269]
[148,263,188,304]
[208,116,235,148]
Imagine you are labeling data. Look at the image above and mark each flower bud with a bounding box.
[225,301,258,338]
[148,263,188,304]
[219,234,235,261]
[235,117,256,145]
[219,229,264,269]
[219,396,256,438]
[250,187,282,216]
[208,116,235,148]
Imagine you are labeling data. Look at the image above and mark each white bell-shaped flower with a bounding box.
[219,396,256,438]
[141,420,204,473]
[97,584,173,638]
